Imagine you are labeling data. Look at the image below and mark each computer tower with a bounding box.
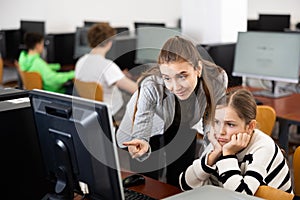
[0,88,53,199]
[0,31,7,58]
[44,33,75,66]
[0,29,22,61]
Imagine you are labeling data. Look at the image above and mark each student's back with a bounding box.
[18,32,74,93]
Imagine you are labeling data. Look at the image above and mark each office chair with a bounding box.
[254,185,295,200]
[256,105,276,137]
[15,61,43,90]
[74,79,103,101]
[294,146,300,196]
[0,58,19,88]
[0,57,3,85]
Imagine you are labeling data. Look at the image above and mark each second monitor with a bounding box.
[232,31,300,98]
[135,27,181,64]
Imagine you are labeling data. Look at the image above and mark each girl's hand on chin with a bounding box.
[222,132,251,156]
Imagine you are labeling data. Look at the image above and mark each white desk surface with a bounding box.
[163,185,263,200]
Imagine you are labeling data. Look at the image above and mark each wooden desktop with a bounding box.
[121,171,182,199]
[253,91,300,154]
[74,171,182,200]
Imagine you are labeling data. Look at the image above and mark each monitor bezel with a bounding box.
[232,31,300,84]
[29,89,124,200]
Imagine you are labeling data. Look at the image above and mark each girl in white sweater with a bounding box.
[179,88,292,195]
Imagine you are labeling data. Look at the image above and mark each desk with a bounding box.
[120,171,182,199]
[254,92,300,153]
[74,171,182,200]
[163,185,262,200]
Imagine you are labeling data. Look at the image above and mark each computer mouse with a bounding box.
[122,174,146,188]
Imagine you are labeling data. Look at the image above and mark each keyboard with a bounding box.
[124,188,157,200]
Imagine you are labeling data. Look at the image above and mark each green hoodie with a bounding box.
[18,50,75,93]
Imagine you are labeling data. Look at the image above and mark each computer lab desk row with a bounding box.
[73,171,262,200]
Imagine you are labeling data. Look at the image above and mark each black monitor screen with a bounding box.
[29,89,124,200]
[200,43,242,87]
[258,14,290,32]
[84,21,109,27]
[20,20,45,43]
[44,33,75,65]
[247,19,260,31]
[134,22,165,30]
[0,29,22,61]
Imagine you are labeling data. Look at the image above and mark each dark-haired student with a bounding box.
[18,32,75,94]
[179,88,292,195]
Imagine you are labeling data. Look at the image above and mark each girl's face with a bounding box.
[214,106,254,146]
[159,61,201,100]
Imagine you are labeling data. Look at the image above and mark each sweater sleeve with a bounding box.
[32,58,75,91]
[215,154,263,195]
[179,144,217,190]
[48,63,61,71]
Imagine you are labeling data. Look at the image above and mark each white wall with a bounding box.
[0,0,181,33]
[0,0,300,33]
[182,0,247,44]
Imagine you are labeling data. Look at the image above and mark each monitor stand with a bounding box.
[252,81,292,98]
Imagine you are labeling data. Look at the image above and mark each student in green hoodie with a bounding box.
[18,32,75,93]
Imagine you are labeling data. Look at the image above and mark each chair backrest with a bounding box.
[256,105,276,136]
[0,57,3,85]
[254,185,294,200]
[15,61,43,90]
[74,79,103,101]
[294,146,300,196]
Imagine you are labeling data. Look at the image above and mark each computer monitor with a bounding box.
[0,90,53,199]
[135,27,181,64]
[258,14,290,32]
[73,26,91,59]
[114,27,130,36]
[73,26,136,69]
[84,21,109,27]
[106,35,137,71]
[0,29,22,61]
[44,33,75,65]
[247,19,260,31]
[20,20,45,43]
[134,22,165,30]
[20,20,45,34]
[200,43,242,87]
[29,89,124,200]
[232,31,300,98]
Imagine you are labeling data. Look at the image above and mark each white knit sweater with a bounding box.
[179,129,292,195]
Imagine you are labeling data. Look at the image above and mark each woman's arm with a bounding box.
[116,78,160,159]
